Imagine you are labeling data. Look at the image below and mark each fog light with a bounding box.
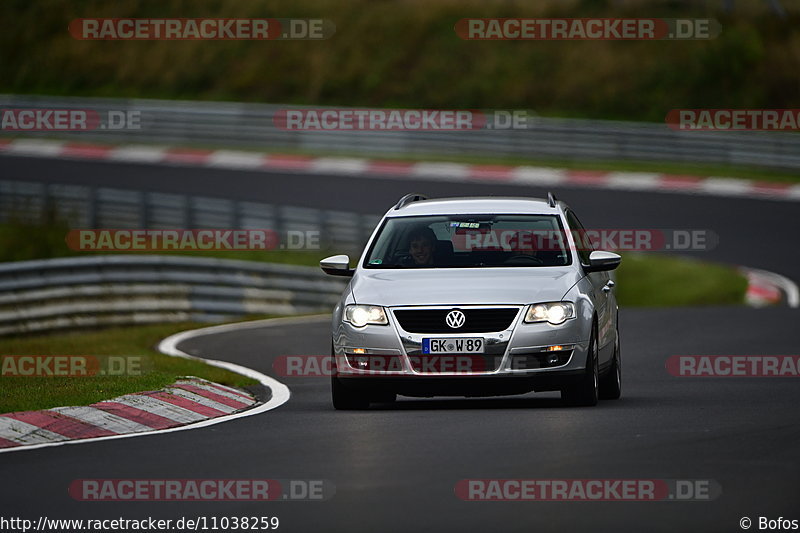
[547,354,560,365]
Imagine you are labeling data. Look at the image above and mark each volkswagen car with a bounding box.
[320,193,622,409]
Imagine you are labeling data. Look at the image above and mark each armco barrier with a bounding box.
[0,179,380,255]
[0,255,347,336]
[1,94,799,170]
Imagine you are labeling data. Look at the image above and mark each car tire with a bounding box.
[561,324,599,407]
[331,345,370,410]
[371,392,397,403]
[599,326,622,400]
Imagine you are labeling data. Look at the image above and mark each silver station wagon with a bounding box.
[320,193,622,409]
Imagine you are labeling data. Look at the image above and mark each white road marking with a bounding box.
[608,172,666,190]
[6,139,65,156]
[699,177,753,196]
[208,150,266,169]
[511,166,566,185]
[311,157,369,174]
[108,145,167,163]
[411,162,470,180]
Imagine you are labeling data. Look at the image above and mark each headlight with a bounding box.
[344,305,388,327]
[524,302,575,325]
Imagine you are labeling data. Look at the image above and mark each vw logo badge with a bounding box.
[445,309,466,329]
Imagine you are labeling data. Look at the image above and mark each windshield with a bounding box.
[363,214,571,268]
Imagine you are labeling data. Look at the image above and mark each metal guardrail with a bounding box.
[0,179,380,254]
[0,255,347,336]
[2,94,799,170]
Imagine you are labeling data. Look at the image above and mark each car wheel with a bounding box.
[561,324,599,407]
[331,344,369,410]
[599,326,622,400]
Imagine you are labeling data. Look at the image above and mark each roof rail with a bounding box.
[547,192,558,208]
[394,193,428,210]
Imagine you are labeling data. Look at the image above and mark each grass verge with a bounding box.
[0,322,260,414]
[615,253,748,307]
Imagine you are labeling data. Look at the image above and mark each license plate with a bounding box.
[422,338,484,354]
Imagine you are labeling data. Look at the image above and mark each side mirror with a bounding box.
[585,250,621,273]
[320,254,355,277]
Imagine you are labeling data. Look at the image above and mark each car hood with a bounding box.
[350,267,581,307]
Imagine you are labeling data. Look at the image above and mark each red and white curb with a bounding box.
[0,378,256,449]
[1,138,799,202]
[741,267,800,308]
[0,316,312,454]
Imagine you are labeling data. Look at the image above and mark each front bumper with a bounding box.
[335,370,586,397]
[333,305,591,391]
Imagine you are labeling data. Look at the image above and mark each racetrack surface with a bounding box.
[0,154,798,532]
[0,310,797,532]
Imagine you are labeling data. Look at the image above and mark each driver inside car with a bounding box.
[407,227,437,266]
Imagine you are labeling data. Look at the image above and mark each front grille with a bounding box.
[393,308,519,333]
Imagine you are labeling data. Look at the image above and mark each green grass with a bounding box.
[615,253,748,307]
[0,322,260,414]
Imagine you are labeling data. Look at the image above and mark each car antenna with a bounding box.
[547,192,558,208]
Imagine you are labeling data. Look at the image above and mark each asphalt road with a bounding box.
[0,154,799,532]
[0,309,797,532]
